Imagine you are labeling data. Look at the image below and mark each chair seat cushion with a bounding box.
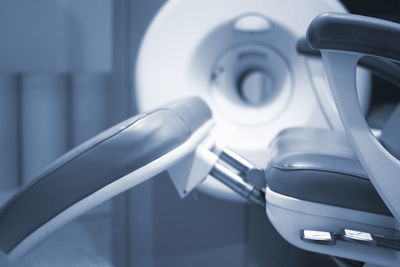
[266,127,392,217]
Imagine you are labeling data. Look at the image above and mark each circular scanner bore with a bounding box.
[237,69,275,106]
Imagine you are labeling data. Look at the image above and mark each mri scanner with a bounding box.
[2,0,400,266]
[135,0,370,201]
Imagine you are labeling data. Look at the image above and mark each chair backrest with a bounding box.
[308,12,400,222]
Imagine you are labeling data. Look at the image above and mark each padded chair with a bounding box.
[266,127,398,265]
[266,13,400,266]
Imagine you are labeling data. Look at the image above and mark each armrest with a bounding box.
[306,13,400,223]
[0,97,212,260]
[297,37,400,88]
[307,12,400,62]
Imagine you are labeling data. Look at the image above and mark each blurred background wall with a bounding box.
[0,0,399,267]
[0,0,114,187]
[0,0,117,266]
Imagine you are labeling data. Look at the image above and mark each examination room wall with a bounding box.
[0,0,118,266]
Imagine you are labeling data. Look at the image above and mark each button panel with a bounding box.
[300,228,400,251]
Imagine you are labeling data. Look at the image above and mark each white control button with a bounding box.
[304,230,332,240]
[344,229,373,241]
[300,230,335,245]
[342,229,376,246]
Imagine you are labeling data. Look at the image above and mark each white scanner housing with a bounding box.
[136,0,371,201]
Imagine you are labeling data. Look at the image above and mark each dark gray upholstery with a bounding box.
[381,104,400,160]
[266,128,392,217]
[308,12,400,62]
[297,37,400,88]
[0,97,212,254]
